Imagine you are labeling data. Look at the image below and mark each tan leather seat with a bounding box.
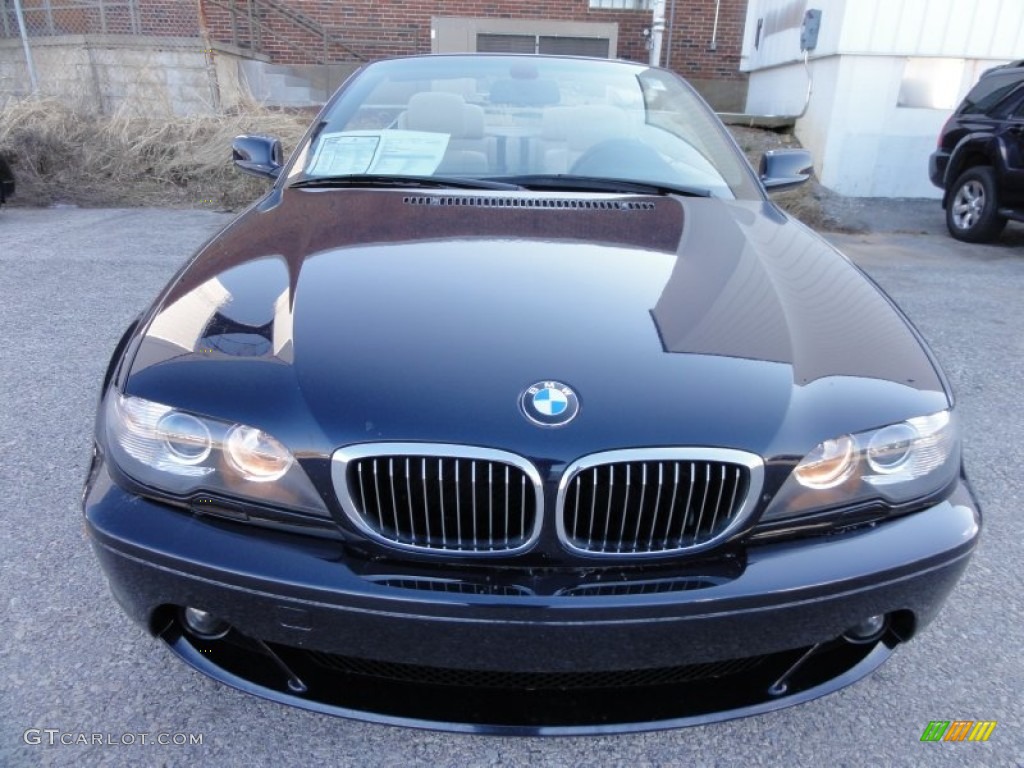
[400,92,490,174]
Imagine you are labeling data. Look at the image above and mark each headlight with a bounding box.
[761,409,959,523]
[793,435,856,489]
[224,425,293,482]
[105,393,328,517]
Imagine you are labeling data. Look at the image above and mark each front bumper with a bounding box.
[929,150,950,190]
[85,461,980,732]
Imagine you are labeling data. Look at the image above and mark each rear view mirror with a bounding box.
[759,149,813,191]
[232,135,283,180]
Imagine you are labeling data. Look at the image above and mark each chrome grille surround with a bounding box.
[556,448,764,558]
[331,443,544,556]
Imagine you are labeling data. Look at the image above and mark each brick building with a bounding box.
[201,0,748,110]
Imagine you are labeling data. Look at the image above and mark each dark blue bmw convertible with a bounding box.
[83,53,979,733]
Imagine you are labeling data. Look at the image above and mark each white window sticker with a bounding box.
[307,130,450,176]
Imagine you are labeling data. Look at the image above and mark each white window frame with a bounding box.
[589,0,652,9]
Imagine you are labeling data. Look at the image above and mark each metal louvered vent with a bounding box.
[403,196,655,211]
[332,444,544,555]
[557,449,764,557]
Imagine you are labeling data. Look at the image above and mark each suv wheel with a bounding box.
[946,166,1007,243]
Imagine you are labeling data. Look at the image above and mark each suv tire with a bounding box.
[946,166,1007,243]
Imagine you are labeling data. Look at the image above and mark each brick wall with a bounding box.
[663,0,746,82]
[201,0,747,84]
[137,0,201,36]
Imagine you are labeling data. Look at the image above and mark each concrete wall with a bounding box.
[0,36,261,115]
[741,0,1024,198]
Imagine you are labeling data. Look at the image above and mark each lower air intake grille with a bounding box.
[367,576,534,597]
[305,651,766,690]
[556,575,728,597]
[558,449,763,556]
[332,444,543,554]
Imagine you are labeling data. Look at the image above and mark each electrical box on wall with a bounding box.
[801,9,822,52]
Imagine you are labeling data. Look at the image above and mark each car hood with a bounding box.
[126,188,948,465]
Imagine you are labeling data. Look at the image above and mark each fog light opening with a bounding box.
[182,606,231,640]
[843,614,888,644]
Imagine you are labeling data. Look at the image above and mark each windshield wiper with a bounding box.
[495,174,711,198]
[290,174,523,191]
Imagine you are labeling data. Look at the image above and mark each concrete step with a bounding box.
[238,60,359,107]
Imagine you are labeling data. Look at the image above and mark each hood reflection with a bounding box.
[652,201,943,390]
[139,256,294,367]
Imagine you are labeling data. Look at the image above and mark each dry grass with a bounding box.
[0,101,832,227]
[0,98,308,209]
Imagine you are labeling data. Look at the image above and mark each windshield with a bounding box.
[288,55,761,200]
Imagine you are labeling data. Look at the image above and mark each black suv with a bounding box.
[930,60,1024,242]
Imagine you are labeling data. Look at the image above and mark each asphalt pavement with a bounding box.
[1,203,1022,767]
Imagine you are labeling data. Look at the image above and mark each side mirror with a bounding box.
[759,149,814,191]
[232,135,283,179]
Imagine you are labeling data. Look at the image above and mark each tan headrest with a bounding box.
[403,92,468,136]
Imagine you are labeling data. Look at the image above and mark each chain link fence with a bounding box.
[4,1,151,37]
[1,0,203,39]
[0,0,237,114]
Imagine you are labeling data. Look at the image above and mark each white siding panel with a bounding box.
[913,6,951,56]
[839,0,888,53]
[966,2,1002,57]
[836,0,864,52]
[760,28,803,67]
[990,0,1024,58]
[746,0,1024,66]
[840,0,1024,57]
[741,0,847,70]
[868,0,899,54]
[744,63,816,115]
[937,3,975,56]
[892,0,929,54]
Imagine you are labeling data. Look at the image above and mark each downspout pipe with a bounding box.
[710,0,721,51]
[665,0,677,67]
[708,0,724,50]
[649,0,666,67]
[12,0,39,94]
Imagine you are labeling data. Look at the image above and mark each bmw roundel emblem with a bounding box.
[521,381,580,427]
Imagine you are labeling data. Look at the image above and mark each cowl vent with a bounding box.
[403,196,656,211]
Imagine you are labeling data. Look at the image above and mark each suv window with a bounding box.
[960,71,1024,114]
